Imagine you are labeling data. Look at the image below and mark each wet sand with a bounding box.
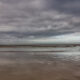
[0,51,80,80]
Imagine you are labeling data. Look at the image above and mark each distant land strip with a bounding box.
[0,44,80,48]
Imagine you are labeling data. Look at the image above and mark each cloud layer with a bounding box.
[0,0,80,40]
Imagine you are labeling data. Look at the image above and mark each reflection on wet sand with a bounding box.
[0,51,80,80]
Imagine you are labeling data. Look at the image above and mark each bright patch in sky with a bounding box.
[29,32,80,44]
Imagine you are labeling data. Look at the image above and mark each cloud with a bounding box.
[45,0,80,15]
[0,25,17,31]
[0,0,80,40]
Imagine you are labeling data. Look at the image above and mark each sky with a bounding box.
[0,0,80,42]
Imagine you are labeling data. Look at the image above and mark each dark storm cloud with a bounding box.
[0,0,80,39]
[45,0,80,15]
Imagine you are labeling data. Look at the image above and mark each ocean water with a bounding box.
[0,46,80,51]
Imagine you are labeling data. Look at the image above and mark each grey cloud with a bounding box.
[0,0,80,39]
[45,0,80,15]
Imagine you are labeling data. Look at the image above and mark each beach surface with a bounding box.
[0,51,80,80]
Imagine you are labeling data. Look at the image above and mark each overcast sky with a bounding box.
[0,0,80,40]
